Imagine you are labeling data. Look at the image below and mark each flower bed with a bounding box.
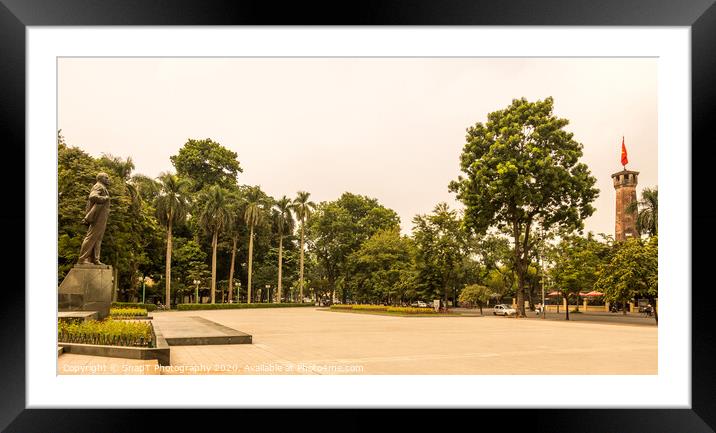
[110,307,148,318]
[386,307,437,314]
[176,302,314,311]
[329,304,391,312]
[351,305,389,311]
[329,305,442,315]
[58,319,154,348]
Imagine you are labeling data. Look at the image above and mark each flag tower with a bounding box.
[611,137,639,241]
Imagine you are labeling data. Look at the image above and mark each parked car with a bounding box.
[411,301,428,308]
[493,304,516,316]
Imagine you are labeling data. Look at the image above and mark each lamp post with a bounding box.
[193,279,200,304]
[265,284,271,303]
[141,276,147,304]
[237,281,241,303]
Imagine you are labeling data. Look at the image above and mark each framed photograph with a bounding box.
[4,0,714,431]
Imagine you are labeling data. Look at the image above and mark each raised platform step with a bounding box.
[58,311,99,322]
[152,316,252,346]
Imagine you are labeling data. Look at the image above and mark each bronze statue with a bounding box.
[78,172,111,265]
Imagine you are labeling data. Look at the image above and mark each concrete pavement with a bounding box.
[58,307,657,375]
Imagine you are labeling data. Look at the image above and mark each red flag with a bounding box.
[621,136,628,167]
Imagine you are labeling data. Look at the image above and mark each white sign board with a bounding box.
[433,300,440,312]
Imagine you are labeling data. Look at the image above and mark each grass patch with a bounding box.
[58,319,154,347]
[176,302,314,311]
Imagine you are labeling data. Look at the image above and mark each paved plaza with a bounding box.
[58,307,657,375]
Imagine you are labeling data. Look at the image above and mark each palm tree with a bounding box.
[155,173,192,308]
[244,186,267,303]
[627,187,658,237]
[226,191,246,303]
[198,185,233,304]
[293,191,316,303]
[273,196,295,303]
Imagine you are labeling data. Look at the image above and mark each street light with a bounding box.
[193,279,200,304]
[265,284,271,303]
[141,275,148,304]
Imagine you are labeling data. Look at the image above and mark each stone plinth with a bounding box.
[58,264,113,320]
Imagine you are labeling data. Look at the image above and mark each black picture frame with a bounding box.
[2,1,713,431]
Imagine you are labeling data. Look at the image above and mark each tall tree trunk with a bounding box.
[247,225,254,303]
[513,223,525,318]
[277,235,283,303]
[299,220,305,303]
[211,230,218,304]
[444,283,449,311]
[566,295,570,321]
[165,221,172,309]
[228,236,237,303]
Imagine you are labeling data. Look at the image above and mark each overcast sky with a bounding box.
[58,57,657,236]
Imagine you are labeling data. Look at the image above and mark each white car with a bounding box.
[493,304,516,316]
[411,301,429,308]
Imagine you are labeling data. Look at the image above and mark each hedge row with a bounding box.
[58,319,154,347]
[112,302,157,312]
[176,302,314,311]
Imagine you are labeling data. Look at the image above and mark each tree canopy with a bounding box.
[594,236,658,321]
[170,138,243,191]
[449,97,599,316]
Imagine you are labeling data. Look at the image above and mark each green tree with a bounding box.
[131,174,161,203]
[627,187,658,237]
[225,190,246,303]
[170,138,243,192]
[459,284,492,315]
[293,191,316,302]
[550,232,612,320]
[484,267,515,304]
[595,236,658,323]
[449,97,599,316]
[308,193,400,302]
[197,185,233,303]
[171,238,210,303]
[244,186,271,303]
[273,196,295,303]
[155,173,192,308]
[347,228,417,305]
[412,203,466,308]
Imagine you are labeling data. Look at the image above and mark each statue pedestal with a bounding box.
[58,264,113,320]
